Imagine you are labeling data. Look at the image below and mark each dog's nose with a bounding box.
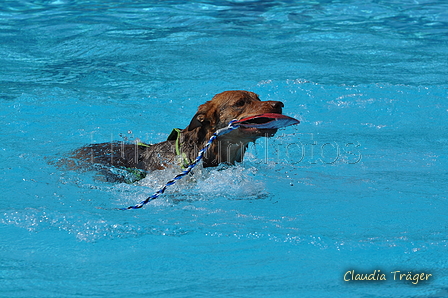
[271,101,284,109]
[268,101,284,112]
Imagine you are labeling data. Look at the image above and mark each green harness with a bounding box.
[137,128,190,169]
[120,128,190,183]
[166,128,190,169]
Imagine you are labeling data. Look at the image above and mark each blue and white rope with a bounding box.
[120,119,239,210]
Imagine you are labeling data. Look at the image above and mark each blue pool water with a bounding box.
[1,1,447,297]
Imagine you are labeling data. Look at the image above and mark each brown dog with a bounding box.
[71,90,284,181]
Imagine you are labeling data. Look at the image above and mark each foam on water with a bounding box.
[1,162,270,242]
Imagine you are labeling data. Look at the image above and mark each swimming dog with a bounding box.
[71,90,289,181]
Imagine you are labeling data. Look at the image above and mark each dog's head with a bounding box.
[181,90,285,167]
[186,90,284,142]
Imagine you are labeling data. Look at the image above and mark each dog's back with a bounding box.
[71,140,177,171]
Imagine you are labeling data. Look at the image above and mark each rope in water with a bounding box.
[120,119,239,210]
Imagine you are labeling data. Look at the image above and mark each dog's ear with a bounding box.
[187,112,205,131]
[187,102,212,131]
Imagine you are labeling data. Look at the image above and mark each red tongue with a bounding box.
[234,113,300,129]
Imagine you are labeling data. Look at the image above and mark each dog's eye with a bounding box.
[235,99,246,107]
